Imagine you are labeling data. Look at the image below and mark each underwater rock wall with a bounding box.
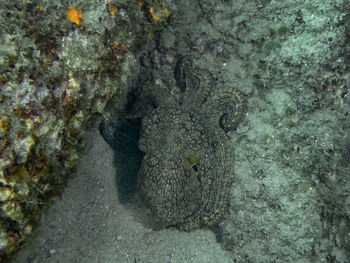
[194,0,350,261]
[0,0,172,259]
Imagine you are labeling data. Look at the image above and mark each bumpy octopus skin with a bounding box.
[137,57,246,230]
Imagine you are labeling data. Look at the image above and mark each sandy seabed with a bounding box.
[9,129,232,263]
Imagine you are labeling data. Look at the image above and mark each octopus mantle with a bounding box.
[135,57,246,230]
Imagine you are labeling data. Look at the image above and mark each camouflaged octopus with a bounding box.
[136,57,246,230]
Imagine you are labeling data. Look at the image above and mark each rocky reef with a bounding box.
[0,0,173,259]
[1,0,350,262]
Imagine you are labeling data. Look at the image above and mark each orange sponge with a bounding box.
[67,8,83,25]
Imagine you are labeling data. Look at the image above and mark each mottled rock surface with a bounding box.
[136,57,246,230]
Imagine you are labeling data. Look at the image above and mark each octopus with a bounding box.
[134,56,246,230]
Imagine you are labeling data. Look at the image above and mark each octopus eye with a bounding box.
[187,154,198,165]
[183,154,199,170]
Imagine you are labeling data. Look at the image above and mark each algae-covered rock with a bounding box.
[0,0,173,259]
